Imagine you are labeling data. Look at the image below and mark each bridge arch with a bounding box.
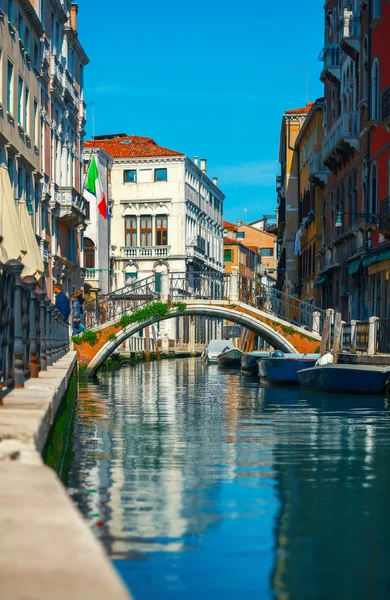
[87,304,298,377]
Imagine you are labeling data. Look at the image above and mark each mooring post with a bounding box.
[229,268,239,303]
[368,316,379,356]
[332,312,342,364]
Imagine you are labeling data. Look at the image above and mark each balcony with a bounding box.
[49,55,64,98]
[309,150,328,187]
[319,44,341,84]
[78,99,87,126]
[84,268,100,281]
[121,246,170,259]
[63,70,79,107]
[319,231,365,273]
[379,198,390,232]
[58,186,85,223]
[323,110,359,170]
[383,87,390,132]
[339,11,360,58]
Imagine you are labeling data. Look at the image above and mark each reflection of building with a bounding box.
[0,0,89,297]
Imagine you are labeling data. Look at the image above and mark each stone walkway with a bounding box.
[0,352,131,600]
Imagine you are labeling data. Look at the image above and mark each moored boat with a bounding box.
[241,351,271,374]
[218,347,243,368]
[258,353,321,384]
[297,364,390,394]
[203,340,234,364]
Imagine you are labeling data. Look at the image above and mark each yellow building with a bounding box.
[277,103,314,295]
[294,99,327,304]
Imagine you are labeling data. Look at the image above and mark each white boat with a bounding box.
[217,347,243,368]
[203,340,234,364]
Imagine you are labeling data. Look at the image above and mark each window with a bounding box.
[84,238,95,269]
[224,249,232,262]
[33,41,39,69]
[156,215,168,245]
[262,248,274,257]
[237,231,245,239]
[123,169,136,183]
[371,59,380,121]
[33,98,38,144]
[8,0,14,25]
[140,216,152,246]
[125,271,138,282]
[25,26,30,55]
[154,168,167,182]
[25,172,32,212]
[373,0,381,20]
[7,153,14,191]
[125,216,137,247]
[24,86,29,133]
[0,47,2,106]
[370,163,378,215]
[17,75,23,124]
[17,164,24,200]
[7,60,13,113]
[18,13,24,44]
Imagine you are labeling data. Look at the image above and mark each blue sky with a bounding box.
[79,0,324,223]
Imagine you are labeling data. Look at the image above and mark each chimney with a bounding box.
[213,177,218,186]
[70,3,78,32]
[200,158,207,173]
[193,156,199,167]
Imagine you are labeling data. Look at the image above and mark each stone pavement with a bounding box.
[0,352,131,600]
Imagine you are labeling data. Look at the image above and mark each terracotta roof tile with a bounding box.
[285,102,314,115]
[85,135,183,159]
[223,237,239,244]
[223,220,238,231]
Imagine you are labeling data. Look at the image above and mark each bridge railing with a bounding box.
[0,259,69,400]
[256,284,325,332]
[83,274,159,329]
[169,272,230,300]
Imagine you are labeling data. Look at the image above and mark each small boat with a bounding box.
[217,347,243,368]
[258,352,321,384]
[203,340,234,364]
[298,364,390,395]
[241,351,271,374]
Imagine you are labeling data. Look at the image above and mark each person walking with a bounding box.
[77,288,85,316]
[54,283,71,321]
[71,294,85,335]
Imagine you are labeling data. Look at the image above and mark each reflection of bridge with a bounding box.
[81,272,324,376]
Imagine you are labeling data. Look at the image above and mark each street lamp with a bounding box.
[335,211,379,228]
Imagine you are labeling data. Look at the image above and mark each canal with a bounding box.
[60,358,390,599]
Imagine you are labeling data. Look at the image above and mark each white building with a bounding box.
[84,133,225,342]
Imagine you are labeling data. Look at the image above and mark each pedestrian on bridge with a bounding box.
[54,283,71,321]
[71,294,85,335]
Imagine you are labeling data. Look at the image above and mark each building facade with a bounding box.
[276,104,313,295]
[0,0,89,297]
[294,99,327,304]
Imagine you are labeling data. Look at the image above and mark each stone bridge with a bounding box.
[76,271,324,376]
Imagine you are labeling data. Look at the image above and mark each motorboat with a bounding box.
[258,352,321,384]
[241,351,271,374]
[297,364,390,395]
[203,340,234,364]
[217,347,243,368]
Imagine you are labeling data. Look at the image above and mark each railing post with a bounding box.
[23,276,40,378]
[312,311,321,334]
[350,320,357,354]
[36,290,47,370]
[46,301,54,366]
[53,309,60,362]
[160,271,169,303]
[229,268,239,303]
[368,316,379,356]
[7,260,25,388]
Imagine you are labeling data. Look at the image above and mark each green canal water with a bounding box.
[54,358,390,599]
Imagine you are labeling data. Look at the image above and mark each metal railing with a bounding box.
[169,272,229,300]
[379,197,390,230]
[377,319,390,354]
[256,284,325,332]
[83,274,159,329]
[323,110,359,159]
[0,259,69,400]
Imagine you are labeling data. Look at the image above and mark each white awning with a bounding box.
[17,200,44,278]
[0,166,27,263]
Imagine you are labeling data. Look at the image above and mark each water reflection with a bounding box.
[64,359,390,599]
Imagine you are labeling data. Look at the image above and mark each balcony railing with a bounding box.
[319,44,341,81]
[309,150,328,185]
[319,233,365,271]
[323,110,359,161]
[121,246,170,259]
[379,197,390,231]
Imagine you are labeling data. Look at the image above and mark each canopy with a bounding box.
[17,200,44,278]
[206,340,234,353]
[362,249,390,268]
[315,275,327,286]
[0,165,27,263]
[347,257,361,276]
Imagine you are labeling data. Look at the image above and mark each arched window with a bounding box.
[371,59,380,121]
[84,238,95,269]
[373,0,381,20]
[370,163,378,215]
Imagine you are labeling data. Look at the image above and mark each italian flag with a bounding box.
[84,156,109,220]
